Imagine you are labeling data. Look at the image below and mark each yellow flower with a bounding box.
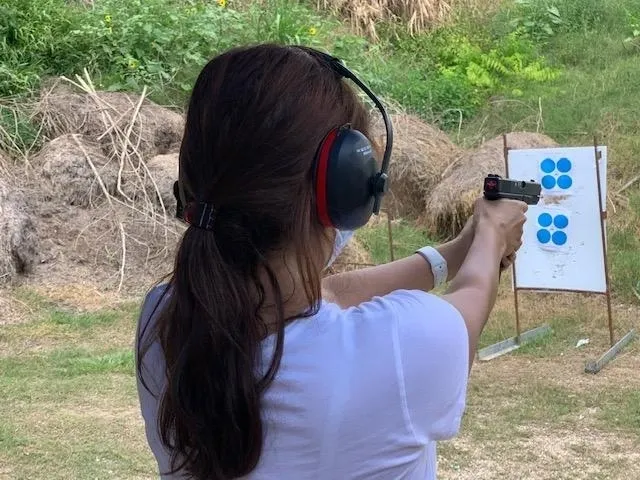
[128,59,139,69]
[217,0,226,7]
[104,14,112,25]
[308,26,317,36]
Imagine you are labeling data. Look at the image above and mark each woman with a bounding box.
[136,43,527,480]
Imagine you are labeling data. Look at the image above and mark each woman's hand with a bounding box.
[472,198,528,260]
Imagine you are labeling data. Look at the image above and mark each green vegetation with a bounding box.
[0,299,151,479]
[0,0,325,100]
[356,219,433,264]
[0,0,559,122]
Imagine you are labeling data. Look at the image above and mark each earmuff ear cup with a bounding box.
[315,126,378,230]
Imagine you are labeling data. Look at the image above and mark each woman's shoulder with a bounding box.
[139,284,172,324]
[346,289,465,326]
[326,289,468,359]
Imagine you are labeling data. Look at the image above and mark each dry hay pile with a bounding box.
[423,132,559,238]
[318,0,452,40]
[34,79,184,161]
[9,76,188,293]
[31,134,118,207]
[373,113,463,220]
[29,132,180,213]
[147,153,180,214]
[30,198,184,293]
[0,162,39,284]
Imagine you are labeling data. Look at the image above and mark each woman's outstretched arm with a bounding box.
[322,219,475,308]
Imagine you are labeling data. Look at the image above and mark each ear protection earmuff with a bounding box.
[308,49,393,231]
[173,47,393,232]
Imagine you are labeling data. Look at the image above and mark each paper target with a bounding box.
[507,146,607,293]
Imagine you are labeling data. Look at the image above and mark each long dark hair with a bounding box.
[137,44,371,479]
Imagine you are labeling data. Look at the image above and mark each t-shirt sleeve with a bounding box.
[386,289,469,442]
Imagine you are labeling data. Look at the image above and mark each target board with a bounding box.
[507,146,607,294]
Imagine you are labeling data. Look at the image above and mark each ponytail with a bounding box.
[145,222,286,479]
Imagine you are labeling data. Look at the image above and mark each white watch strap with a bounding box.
[416,246,448,288]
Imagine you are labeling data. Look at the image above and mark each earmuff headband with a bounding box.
[310,50,393,214]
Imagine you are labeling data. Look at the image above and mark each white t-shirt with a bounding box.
[136,284,469,479]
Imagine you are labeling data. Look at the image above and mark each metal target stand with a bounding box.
[477,134,636,372]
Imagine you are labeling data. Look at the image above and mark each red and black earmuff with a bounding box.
[307,48,393,231]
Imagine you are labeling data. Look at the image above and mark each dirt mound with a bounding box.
[34,81,184,160]
[423,132,559,238]
[20,139,182,293]
[373,113,463,219]
[29,197,184,294]
[31,134,118,207]
[0,175,39,283]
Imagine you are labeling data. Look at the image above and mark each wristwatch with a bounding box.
[416,246,448,288]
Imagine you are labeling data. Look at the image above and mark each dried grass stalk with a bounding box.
[0,97,44,164]
[318,0,452,40]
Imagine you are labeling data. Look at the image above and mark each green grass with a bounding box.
[0,297,141,358]
[478,300,596,355]
[0,289,152,479]
[599,390,640,432]
[356,220,434,264]
[0,288,638,478]
[0,348,134,378]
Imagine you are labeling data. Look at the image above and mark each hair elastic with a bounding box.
[183,202,217,231]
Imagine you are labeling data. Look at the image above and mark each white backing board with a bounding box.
[507,146,607,294]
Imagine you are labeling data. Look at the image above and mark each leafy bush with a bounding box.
[374,26,559,126]
[508,1,563,42]
[0,0,325,101]
[500,0,640,42]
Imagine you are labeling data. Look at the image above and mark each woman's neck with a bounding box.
[257,251,322,336]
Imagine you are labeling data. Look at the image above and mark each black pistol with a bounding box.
[483,174,541,205]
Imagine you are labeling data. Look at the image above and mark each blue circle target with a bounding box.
[553,214,569,229]
[538,213,553,227]
[556,158,572,173]
[552,231,567,246]
[557,175,572,189]
[541,158,556,173]
[537,229,551,244]
[542,175,556,189]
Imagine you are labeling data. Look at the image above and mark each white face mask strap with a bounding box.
[326,229,355,269]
